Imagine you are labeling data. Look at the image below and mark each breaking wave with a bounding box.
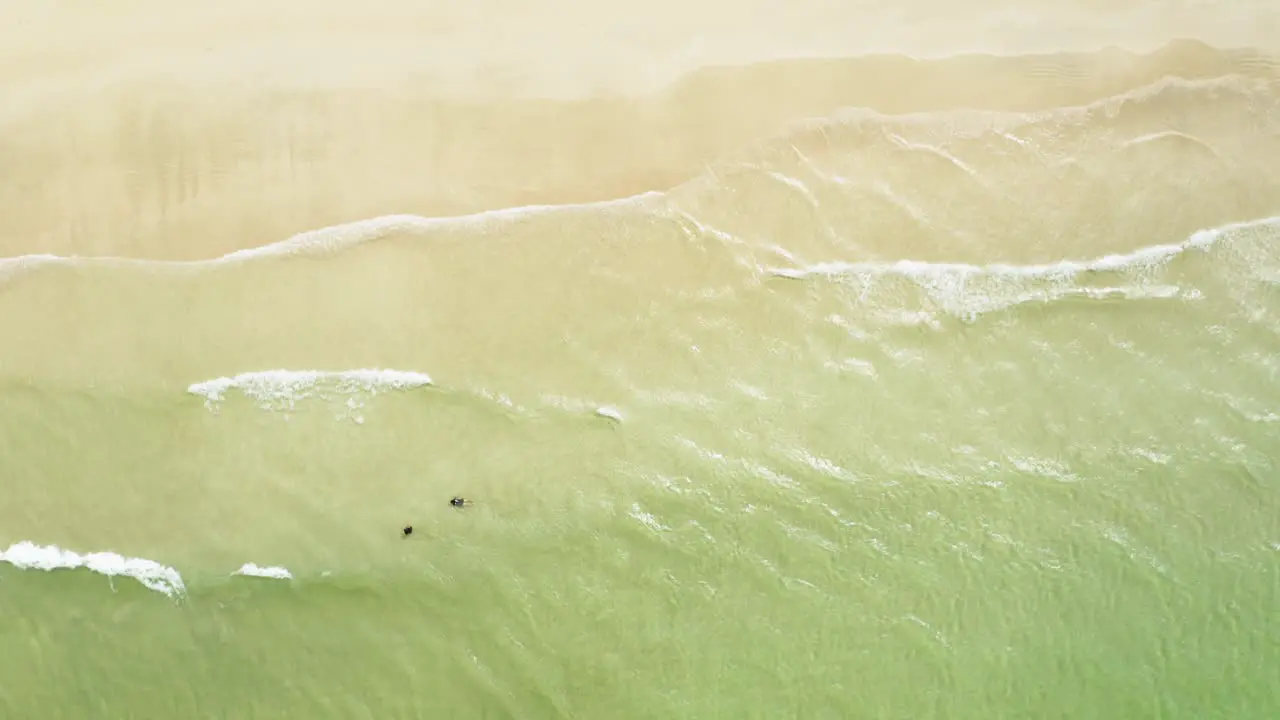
[0,542,307,595]
[766,216,1280,320]
[187,368,628,425]
[0,192,664,287]
[0,541,186,597]
[233,563,293,580]
[188,369,434,412]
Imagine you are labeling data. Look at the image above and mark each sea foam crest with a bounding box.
[768,215,1280,318]
[595,406,625,422]
[218,193,659,262]
[0,541,185,597]
[540,393,628,422]
[188,368,433,411]
[233,563,293,580]
[0,192,665,287]
[770,216,1276,281]
[0,253,63,284]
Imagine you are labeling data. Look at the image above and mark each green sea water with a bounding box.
[2,48,1280,719]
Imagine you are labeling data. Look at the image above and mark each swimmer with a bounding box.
[449,496,468,508]
[402,525,413,536]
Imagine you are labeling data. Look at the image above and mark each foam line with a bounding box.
[769,216,1280,281]
[0,192,664,280]
[0,541,185,597]
[0,253,64,284]
[595,406,625,422]
[789,75,1269,141]
[188,369,433,410]
[233,563,293,580]
[221,193,660,262]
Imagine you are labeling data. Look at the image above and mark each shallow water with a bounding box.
[1,3,1279,718]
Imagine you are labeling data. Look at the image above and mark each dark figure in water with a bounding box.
[402,525,413,536]
[450,496,468,508]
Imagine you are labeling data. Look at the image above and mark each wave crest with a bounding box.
[0,541,185,597]
[768,216,1279,320]
[233,563,293,580]
[189,369,434,411]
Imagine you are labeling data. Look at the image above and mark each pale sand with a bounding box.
[0,1,1278,260]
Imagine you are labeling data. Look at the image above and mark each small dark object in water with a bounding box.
[402,525,413,536]
[449,496,467,508]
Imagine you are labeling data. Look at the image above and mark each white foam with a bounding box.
[469,386,535,416]
[673,210,752,249]
[764,171,820,207]
[887,134,980,178]
[233,563,293,580]
[800,76,1268,142]
[189,368,433,411]
[1122,130,1220,157]
[767,216,1280,317]
[0,253,64,284]
[772,223,1234,280]
[0,193,664,281]
[628,503,672,533]
[824,357,878,378]
[230,193,661,262]
[595,406,624,422]
[0,541,185,597]
[217,214,445,262]
[541,394,628,422]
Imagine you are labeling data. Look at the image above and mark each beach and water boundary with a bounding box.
[2,2,1279,717]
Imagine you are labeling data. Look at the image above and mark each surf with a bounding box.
[189,368,435,411]
[0,192,666,287]
[0,541,186,597]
